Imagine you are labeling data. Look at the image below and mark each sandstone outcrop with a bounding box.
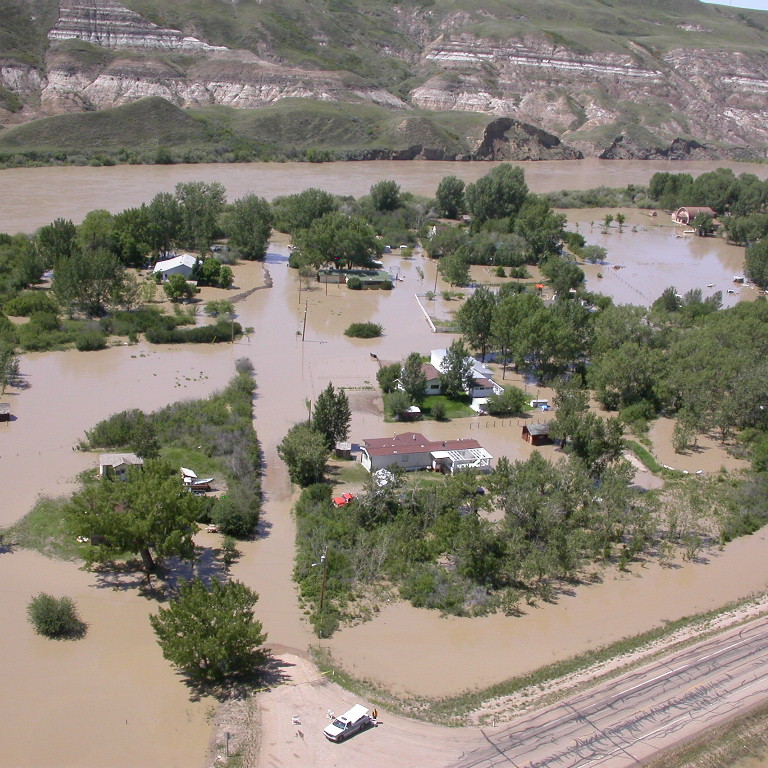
[3,0,768,158]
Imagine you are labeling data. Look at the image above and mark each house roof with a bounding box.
[676,206,716,217]
[523,423,551,436]
[421,363,441,381]
[362,432,483,457]
[99,452,144,468]
[473,377,494,387]
[152,253,197,273]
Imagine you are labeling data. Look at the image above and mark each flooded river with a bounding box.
[2,158,768,234]
[1,160,766,766]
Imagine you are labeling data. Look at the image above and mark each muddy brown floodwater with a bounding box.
[2,158,768,234]
[1,161,767,766]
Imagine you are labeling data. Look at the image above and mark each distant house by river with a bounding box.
[671,207,720,230]
[152,253,197,281]
[99,453,144,480]
[359,431,493,475]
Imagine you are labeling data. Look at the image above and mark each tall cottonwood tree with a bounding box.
[150,578,267,682]
[66,461,202,574]
[223,194,273,260]
[312,383,351,447]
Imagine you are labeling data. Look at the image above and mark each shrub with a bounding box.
[346,276,363,290]
[4,291,58,316]
[485,385,528,416]
[344,322,382,338]
[430,400,447,421]
[376,362,401,393]
[495,266,506,278]
[75,330,107,351]
[29,311,59,331]
[211,496,259,538]
[27,593,86,639]
[145,320,241,344]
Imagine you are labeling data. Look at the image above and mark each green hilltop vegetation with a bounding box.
[0,97,490,164]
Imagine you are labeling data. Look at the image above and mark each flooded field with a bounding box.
[1,160,766,766]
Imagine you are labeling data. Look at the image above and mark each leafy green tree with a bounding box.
[435,175,465,219]
[588,342,664,411]
[277,422,330,486]
[559,411,624,478]
[581,245,607,263]
[78,209,114,253]
[66,461,202,573]
[294,212,380,269]
[376,362,401,393]
[615,212,626,232]
[464,164,529,229]
[111,205,153,268]
[400,352,427,403]
[163,273,195,302]
[540,255,584,295]
[439,339,474,399]
[36,218,77,268]
[147,193,183,255]
[150,578,267,683]
[0,340,20,394]
[548,378,590,449]
[438,250,470,286]
[218,265,234,289]
[273,188,338,233]
[27,593,86,639]
[485,385,528,416]
[513,196,566,263]
[175,181,226,253]
[53,248,126,317]
[456,286,497,360]
[692,212,715,237]
[193,257,222,286]
[384,389,412,420]
[369,180,401,212]
[426,225,468,258]
[746,239,768,288]
[223,194,273,260]
[312,382,351,447]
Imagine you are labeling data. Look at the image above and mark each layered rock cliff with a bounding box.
[2,0,768,159]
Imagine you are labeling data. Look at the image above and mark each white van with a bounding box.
[323,704,374,742]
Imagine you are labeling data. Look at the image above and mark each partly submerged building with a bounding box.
[359,431,493,475]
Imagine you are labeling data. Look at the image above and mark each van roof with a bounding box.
[341,704,369,722]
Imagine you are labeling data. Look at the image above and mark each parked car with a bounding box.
[323,705,375,742]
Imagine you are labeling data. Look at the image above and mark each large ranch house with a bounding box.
[360,432,493,475]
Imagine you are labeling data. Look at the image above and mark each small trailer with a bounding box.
[323,705,375,742]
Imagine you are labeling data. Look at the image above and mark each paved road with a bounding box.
[454,619,768,768]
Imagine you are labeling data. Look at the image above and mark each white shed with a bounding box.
[152,254,197,281]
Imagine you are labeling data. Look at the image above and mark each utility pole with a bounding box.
[301,301,308,341]
[319,552,328,612]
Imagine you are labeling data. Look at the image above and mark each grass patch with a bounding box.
[625,439,666,475]
[329,461,369,486]
[4,497,85,561]
[160,447,220,480]
[421,395,475,420]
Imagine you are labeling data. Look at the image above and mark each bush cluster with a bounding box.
[27,593,86,639]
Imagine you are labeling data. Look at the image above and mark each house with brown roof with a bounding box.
[99,453,144,480]
[360,431,493,475]
[671,207,720,230]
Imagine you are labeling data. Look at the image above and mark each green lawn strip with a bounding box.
[624,439,674,476]
[160,446,220,480]
[421,395,475,420]
[4,496,87,561]
[311,595,767,725]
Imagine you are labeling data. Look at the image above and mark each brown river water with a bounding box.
[1,161,767,766]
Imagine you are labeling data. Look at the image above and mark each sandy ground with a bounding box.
[251,653,482,768]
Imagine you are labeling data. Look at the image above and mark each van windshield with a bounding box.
[332,719,346,729]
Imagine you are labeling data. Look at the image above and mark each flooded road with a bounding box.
[2,158,768,233]
[1,160,766,766]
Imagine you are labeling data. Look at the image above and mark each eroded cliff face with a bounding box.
[2,0,768,158]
